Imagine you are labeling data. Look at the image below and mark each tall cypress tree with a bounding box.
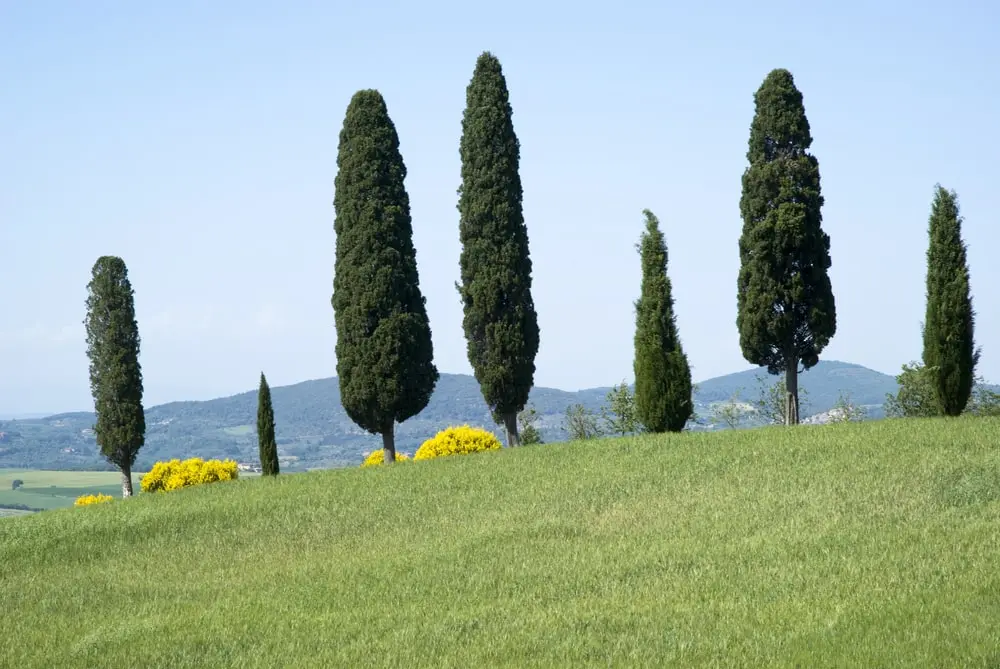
[633,210,693,433]
[257,372,278,476]
[922,185,978,416]
[736,68,836,425]
[457,51,539,447]
[332,89,438,462]
[83,256,145,497]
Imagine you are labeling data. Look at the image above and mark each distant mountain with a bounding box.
[0,360,900,471]
[695,360,898,414]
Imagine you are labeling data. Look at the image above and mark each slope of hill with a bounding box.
[2,418,998,666]
[0,360,899,471]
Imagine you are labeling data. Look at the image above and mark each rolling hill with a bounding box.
[0,360,900,471]
[3,417,999,666]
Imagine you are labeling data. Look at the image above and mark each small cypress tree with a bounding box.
[83,256,145,497]
[457,51,540,447]
[922,185,979,415]
[332,89,439,462]
[257,372,278,476]
[633,210,693,433]
[736,68,836,425]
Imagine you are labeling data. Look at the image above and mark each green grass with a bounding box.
[0,469,142,511]
[2,418,999,667]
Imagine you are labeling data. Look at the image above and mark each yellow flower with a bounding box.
[414,425,502,461]
[75,493,114,506]
[140,457,240,492]
[360,449,411,467]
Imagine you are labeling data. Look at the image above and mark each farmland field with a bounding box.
[0,507,33,518]
[2,417,999,667]
[0,469,141,512]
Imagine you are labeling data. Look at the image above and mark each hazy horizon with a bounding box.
[3,1,998,414]
[1,358,897,418]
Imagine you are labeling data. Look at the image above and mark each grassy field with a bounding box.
[2,417,999,667]
[0,468,139,511]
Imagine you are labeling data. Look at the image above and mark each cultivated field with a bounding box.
[0,507,33,518]
[1,418,998,667]
[0,469,140,512]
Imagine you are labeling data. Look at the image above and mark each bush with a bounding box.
[414,425,502,461]
[360,449,411,467]
[75,493,114,506]
[564,404,603,440]
[140,457,239,493]
[517,405,544,445]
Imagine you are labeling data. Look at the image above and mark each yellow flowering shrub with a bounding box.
[414,425,502,461]
[360,449,410,467]
[75,493,114,506]
[140,457,239,493]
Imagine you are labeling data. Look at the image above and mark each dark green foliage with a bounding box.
[257,372,278,476]
[457,51,539,448]
[332,89,438,462]
[0,502,43,512]
[737,68,836,425]
[885,361,996,418]
[83,256,145,496]
[633,210,693,433]
[11,479,23,490]
[884,362,940,418]
[922,185,978,416]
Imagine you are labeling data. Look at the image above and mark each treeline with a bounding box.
[76,53,990,489]
[0,503,45,512]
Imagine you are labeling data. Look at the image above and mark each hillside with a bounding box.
[2,418,998,666]
[0,360,899,471]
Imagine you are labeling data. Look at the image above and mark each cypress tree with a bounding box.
[257,372,278,476]
[736,68,836,425]
[633,210,693,433]
[922,185,978,415]
[83,256,145,497]
[332,89,438,462]
[457,51,539,447]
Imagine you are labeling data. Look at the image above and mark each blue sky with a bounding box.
[2,0,998,415]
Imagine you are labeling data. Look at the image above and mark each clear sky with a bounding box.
[2,0,998,415]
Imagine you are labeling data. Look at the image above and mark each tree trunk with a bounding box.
[121,463,134,498]
[381,425,396,463]
[784,359,800,426]
[502,412,521,447]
